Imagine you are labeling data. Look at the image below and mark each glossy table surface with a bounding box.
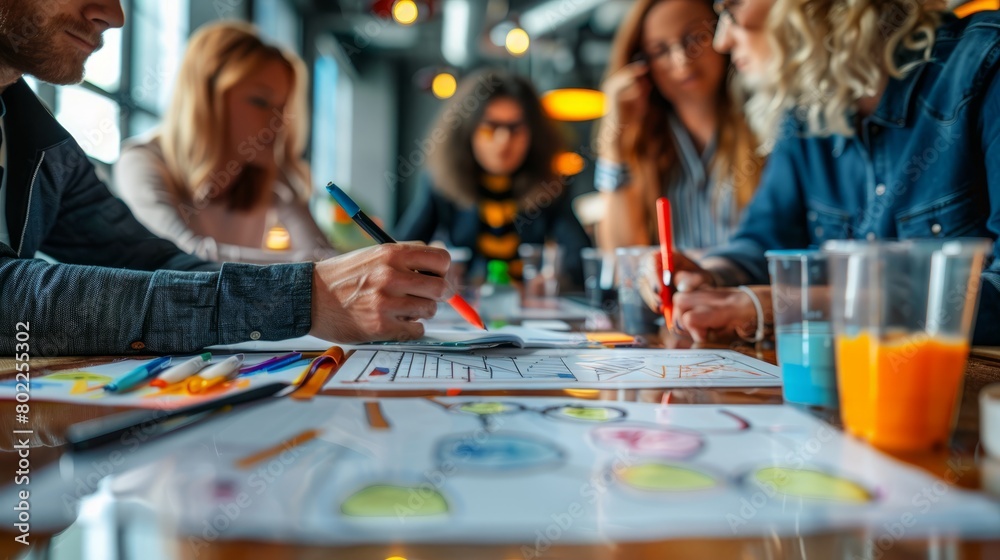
[1,332,999,559]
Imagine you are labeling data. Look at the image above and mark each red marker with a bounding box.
[656,197,674,327]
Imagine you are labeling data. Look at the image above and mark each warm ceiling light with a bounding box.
[505,27,530,56]
[553,151,585,176]
[431,72,457,99]
[954,0,999,17]
[264,226,291,251]
[541,88,606,121]
[392,0,419,25]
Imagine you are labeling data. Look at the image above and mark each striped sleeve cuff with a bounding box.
[594,158,632,192]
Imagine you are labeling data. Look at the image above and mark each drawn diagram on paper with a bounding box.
[30,398,999,544]
[330,348,781,389]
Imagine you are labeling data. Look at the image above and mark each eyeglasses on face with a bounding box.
[713,0,743,22]
[476,120,528,139]
[635,25,717,65]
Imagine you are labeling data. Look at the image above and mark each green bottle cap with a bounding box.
[486,260,511,285]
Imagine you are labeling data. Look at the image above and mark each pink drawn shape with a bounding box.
[592,426,702,458]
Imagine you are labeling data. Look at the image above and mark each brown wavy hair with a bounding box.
[159,21,311,210]
[426,69,564,209]
[606,0,764,228]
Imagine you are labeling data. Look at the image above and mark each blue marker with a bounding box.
[104,357,173,393]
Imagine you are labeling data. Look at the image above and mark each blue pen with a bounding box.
[105,357,173,393]
[238,352,303,375]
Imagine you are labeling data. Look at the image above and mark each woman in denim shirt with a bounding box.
[670,0,1000,345]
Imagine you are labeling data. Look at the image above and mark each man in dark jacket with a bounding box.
[0,0,450,356]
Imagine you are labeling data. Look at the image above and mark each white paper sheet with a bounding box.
[29,397,1000,544]
[330,348,781,389]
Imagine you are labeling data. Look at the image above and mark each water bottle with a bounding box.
[478,260,519,325]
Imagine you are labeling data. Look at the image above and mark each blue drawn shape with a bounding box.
[436,432,563,473]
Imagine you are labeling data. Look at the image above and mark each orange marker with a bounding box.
[655,197,675,327]
[447,294,485,330]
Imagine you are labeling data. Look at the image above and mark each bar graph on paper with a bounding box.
[330,349,781,389]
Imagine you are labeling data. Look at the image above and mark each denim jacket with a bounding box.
[707,12,1000,344]
[0,79,312,355]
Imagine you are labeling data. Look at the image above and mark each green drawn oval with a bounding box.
[341,484,449,518]
[753,467,872,503]
[618,463,716,492]
[458,402,514,415]
[561,406,615,421]
[45,371,113,383]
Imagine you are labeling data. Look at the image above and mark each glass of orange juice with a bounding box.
[823,239,991,452]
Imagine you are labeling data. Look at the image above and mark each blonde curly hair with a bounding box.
[747,0,943,141]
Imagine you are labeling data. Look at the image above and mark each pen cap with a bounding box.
[200,355,244,379]
[326,183,360,216]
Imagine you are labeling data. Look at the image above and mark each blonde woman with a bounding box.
[115,21,335,264]
[671,0,1000,345]
[596,0,763,252]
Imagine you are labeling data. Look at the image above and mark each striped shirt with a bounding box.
[596,110,739,251]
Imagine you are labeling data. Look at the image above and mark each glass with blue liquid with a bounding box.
[766,250,837,407]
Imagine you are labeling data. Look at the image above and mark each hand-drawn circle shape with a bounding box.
[436,432,564,473]
[591,425,703,458]
[616,463,717,492]
[449,401,525,416]
[748,466,873,503]
[340,484,449,517]
[543,404,627,423]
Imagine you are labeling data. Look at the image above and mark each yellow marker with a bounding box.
[187,354,244,394]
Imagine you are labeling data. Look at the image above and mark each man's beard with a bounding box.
[0,3,103,85]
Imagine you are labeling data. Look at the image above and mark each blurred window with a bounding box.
[46,0,189,164]
[311,53,340,187]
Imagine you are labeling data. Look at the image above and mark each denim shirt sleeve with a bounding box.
[702,125,811,285]
[0,243,313,356]
[973,69,1000,345]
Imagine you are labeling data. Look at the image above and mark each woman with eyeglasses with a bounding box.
[395,69,591,288]
[596,0,764,253]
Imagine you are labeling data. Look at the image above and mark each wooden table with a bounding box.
[1,342,998,559]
